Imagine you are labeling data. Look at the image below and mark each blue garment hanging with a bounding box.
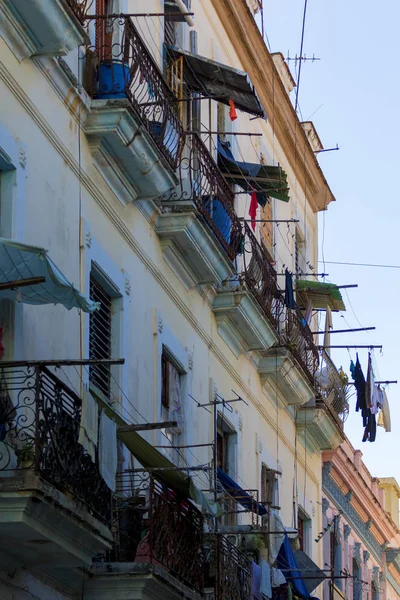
[277,535,319,600]
[284,270,295,310]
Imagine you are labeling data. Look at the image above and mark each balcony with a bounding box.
[86,471,204,600]
[204,534,252,600]
[156,134,242,286]
[0,0,89,58]
[296,351,347,450]
[84,16,184,202]
[0,364,112,569]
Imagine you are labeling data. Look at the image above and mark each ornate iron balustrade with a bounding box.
[84,15,185,170]
[316,349,350,427]
[164,133,243,260]
[110,471,204,592]
[65,0,90,24]
[240,221,285,327]
[0,364,111,524]
[282,305,319,384]
[204,534,252,600]
[239,222,319,382]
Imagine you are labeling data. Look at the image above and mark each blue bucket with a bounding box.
[95,62,130,99]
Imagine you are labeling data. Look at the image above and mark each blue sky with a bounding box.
[263,1,400,479]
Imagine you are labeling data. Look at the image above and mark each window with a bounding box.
[353,558,362,600]
[217,429,230,472]
[96,0,114,62]
[297,509,311,554]
[261,464,280,509]
[330,527,342,588]
[89,272,112,397]
[371,581,379,600]
[161,349,183,438]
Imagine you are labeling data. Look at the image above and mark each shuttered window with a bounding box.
[89,274,112,397]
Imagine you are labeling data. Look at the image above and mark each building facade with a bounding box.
[323,441,400,600]
[0,0,347,599]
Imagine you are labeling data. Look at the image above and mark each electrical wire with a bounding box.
[318,260,400,269]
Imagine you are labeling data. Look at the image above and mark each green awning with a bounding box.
[90,385,221,516]
[0,238,98,312]
[296,279,346,311]
[218,139,289,203]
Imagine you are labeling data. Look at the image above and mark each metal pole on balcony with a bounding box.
[149,472,154,567]
[34,366,41,474]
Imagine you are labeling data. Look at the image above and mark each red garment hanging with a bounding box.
[228,98,238,121]
[249,192,258,231]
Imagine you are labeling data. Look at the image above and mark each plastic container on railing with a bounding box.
[95,61,130,99]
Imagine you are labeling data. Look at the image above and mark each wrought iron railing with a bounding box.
[0,364,111,524]
[84,16,185,170]
[204,534,252,600]
[163,133,243,260]
[282,305,319,384]
[110,471,204,592]
[65,0,91,24]
[239,222,319,383]
[316,349,350,427]
[240,221,284,327]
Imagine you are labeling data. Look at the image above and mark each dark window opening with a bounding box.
[89,273,112,397]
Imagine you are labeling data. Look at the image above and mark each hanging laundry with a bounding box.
[249,191,258,231]
[304,298,313,326]
[362,411,376,443]
[284,269,295,309]
[229,98,238,121]
[365,353,375,410]
[252,561,263,600]
[350,359,356,379]
[261,560,272,599]
[99,411,118,491]
[271,567,286,588]
[78,384,98,463]
[377,386,391,432]
[352,354,367,425]
[323,305,333,355]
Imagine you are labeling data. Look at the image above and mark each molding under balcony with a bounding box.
[155,203,235,287]
[86,562,202,600]
[296,403,345,452]
[0,472,112,568]
[258,347,315,406]
[212,287,278,356]
[0,0,87,60]
[85,99,178,204]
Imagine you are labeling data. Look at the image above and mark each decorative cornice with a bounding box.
[323,470,383,561]
[210,0,335,213]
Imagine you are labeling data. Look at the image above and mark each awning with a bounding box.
[0,238,98,312]
[296,279,346,312]
[91,385,221,517]
[277,535,323,599]
[217,467,267,516]
[168,47,265,118]
[218,139,290,203]
[294,549,327,594]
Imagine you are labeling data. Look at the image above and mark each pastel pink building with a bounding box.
[322,439,400,600]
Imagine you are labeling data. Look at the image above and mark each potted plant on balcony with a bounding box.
[16,444,35,469]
